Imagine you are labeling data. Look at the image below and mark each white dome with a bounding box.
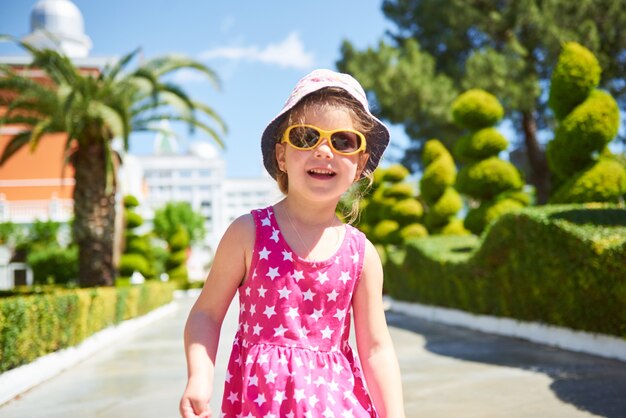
[189,141,219,160]
[31,0,85,38]
[23,0,92,57]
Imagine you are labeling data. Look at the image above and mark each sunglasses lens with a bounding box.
[288,126,320,149]
[331,131,361,153]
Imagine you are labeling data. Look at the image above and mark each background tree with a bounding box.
[0,37,225,287]
[419,139,465,235]
[452,90,527,234]
[546,42,626,203]
[152,201,206,245]
[338,0,626,203]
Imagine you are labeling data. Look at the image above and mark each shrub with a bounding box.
[0,282,175,372]
[451,89,504,129]
[26,245,78,285]
[119,253,150,278]
[372,220,400,245]
[456,157,523,200]
[548,42,601,120]
[381,164,409,182]
[390,199,424,225]
[455,128,508,161]
[551,158,626,203]
[383,205,626,337]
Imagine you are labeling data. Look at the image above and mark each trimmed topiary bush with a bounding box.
[547,42,626,203]
[451,89,504,130]
[350,164,427,245]
[548,42,602,120]
[383,205,626,337]
[419,139,466,234]
[451,90,527,234]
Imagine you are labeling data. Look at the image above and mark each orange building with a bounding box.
[0,0,108,225]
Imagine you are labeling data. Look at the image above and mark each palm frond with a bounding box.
[133,115,224,148]
[0,131,32,165]
[28,119,53,151]
[142,55,221,89]
[191,100,228,134]
[87,101,126,139]
[102,47,141,81]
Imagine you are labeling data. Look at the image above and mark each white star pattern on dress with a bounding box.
[254,393,266,406]
[273,324,287,337]
[321,325,334,339]
[273,389,286,403]
[286,307,299,320]
[323,407,335,418]
[316,272,330,284]
[278,286,292,299]
[310,308,323,322]
[227,391,238,403]
[263,305,276,318]
[266,267,280,280]
[332,362,344,374]
[339,271,351,284]
[294,389,306,402]
[298,327,310,339]
[259,247,271,260]
[220,208,374,416]
[265,369,278,383]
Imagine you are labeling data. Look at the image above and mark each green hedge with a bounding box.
[0,282,175,372]
[383,205,626,337]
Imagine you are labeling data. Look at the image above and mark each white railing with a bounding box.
[0,196,74,223]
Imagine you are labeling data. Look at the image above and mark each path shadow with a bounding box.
[386,310,626,418]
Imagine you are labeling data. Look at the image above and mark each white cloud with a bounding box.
[199,32,315,69]
[169,68,210,84]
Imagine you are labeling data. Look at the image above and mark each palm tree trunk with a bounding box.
[72,139,116,286]
[521,111,550,204]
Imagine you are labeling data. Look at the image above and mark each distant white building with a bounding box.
[123,132,281,279]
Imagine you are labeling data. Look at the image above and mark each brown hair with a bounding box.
[273,87,375,223]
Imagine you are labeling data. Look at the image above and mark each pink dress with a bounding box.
[220,206,378,417]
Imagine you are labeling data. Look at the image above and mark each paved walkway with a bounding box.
[1,295,625,418]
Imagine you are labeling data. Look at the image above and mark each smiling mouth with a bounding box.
[307,168,336,178]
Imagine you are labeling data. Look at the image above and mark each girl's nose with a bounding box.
[314,138,333,158]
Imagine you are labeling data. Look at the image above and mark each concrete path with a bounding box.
[1,295,625,418]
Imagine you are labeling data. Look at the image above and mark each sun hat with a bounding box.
[261,68,390,179]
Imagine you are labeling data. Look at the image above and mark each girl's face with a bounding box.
[275,106,369,201]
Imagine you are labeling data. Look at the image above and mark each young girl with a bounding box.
[180,69,405,418]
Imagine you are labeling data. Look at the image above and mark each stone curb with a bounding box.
[0,301,178,407]
[388,297,626,362]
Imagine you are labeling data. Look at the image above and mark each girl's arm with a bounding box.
[353,238,405,418]
[179,214,254,418]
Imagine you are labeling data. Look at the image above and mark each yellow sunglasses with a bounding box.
[281,124,367,155]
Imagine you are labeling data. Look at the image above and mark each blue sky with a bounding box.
[0,0,409,178]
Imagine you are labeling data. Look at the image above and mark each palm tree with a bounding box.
[0,36,226,287]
